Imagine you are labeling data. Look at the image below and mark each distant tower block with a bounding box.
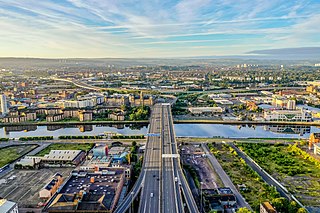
[0,94,8,115]
[140,91,144,106]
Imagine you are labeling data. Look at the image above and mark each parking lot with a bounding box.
[0,168,73,208]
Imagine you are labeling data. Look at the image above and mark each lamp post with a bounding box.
[200,182,203,213]
[130,191,134,213]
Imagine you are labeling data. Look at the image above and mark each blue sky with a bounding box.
[0,0,319,58]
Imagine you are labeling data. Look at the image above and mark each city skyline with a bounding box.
[0,0,320,58]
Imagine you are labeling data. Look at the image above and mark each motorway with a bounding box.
[161,104,184,213]
[202,144,252,210]
[139,104,162,213]
[163,104,199,213]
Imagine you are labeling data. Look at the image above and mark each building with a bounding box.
[46,114,64,122]
[0,94,8,115]
[286,99,296,110]
[272,96,288,108]
[63,99,95,108]
[46,169,126,212]
[260,201,277,213]
[108,112,125,121]
[105,95,129,106]
[0,199,18,213]
[41,150,86,167]
[314,144,320,155]
[39,173,63,199]
[263,109,312,122]
[79,111,93,121]
[15,156,42,169]
[188,107,224,115]
[310,133,320,150]
[129,92,154,106]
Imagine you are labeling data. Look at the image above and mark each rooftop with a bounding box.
[43,150,82,161]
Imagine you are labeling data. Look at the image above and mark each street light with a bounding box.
[130,191,134,213]
[200,182,203,213]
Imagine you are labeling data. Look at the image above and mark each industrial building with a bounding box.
[0,198,18,213]
[46,169,126,212]
[41,150,86,167]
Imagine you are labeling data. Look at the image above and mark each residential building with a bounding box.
[0,199,18,213]
[79,111,93,121]
[108,112,125,121]
[46,114,64,122]
[286,99,296,110]
[0,94,8,115]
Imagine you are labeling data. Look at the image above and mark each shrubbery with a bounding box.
[19,136,53,141]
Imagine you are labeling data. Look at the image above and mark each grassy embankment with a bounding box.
[237,142,320,207]
[207,142,281,212]
[35,143,94,156]
[0,145,38,167]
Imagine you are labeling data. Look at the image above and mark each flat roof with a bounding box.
[43,150,82,161]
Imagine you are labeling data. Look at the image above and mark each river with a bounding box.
[0,124,319,139]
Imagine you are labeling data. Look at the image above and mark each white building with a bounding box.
[0,94,8,115]
[264,109,312,122]
[314,144,320,155]
[0,199,18,213]
[188,107,224,114]
[63,99,95,108]
[286,99,296,110]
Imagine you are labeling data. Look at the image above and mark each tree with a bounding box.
[237,207,252,213]
[297,208,308,213]
[272,197,289,212]
[288,201,299,213]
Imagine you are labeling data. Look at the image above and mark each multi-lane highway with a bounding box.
[161,104,184,213]
[139,105,162,213]
[114,106,162,213]
[116,103,199,213]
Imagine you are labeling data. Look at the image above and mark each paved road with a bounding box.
[165,104,199,213]
[139,104,162,213]
[114,106,161,213]
[202,144,252,210]
[161,105,184,213]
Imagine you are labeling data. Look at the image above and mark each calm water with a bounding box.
[0,124,319,139]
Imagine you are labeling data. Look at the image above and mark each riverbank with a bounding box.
[1,119,320,127]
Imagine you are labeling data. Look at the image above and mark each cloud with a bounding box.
[0,0,319,58]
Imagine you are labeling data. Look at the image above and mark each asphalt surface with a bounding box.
[161,105,184,213]
[139,104,162,213]
[165,104,199,213]
[202,144,252,210]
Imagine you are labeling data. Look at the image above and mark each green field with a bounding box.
[35,143,94,156]
[208,143,281,212]
[237,143,320,207]
[0,145,37,167]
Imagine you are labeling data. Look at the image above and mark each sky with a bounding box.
[0,0,319,58]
